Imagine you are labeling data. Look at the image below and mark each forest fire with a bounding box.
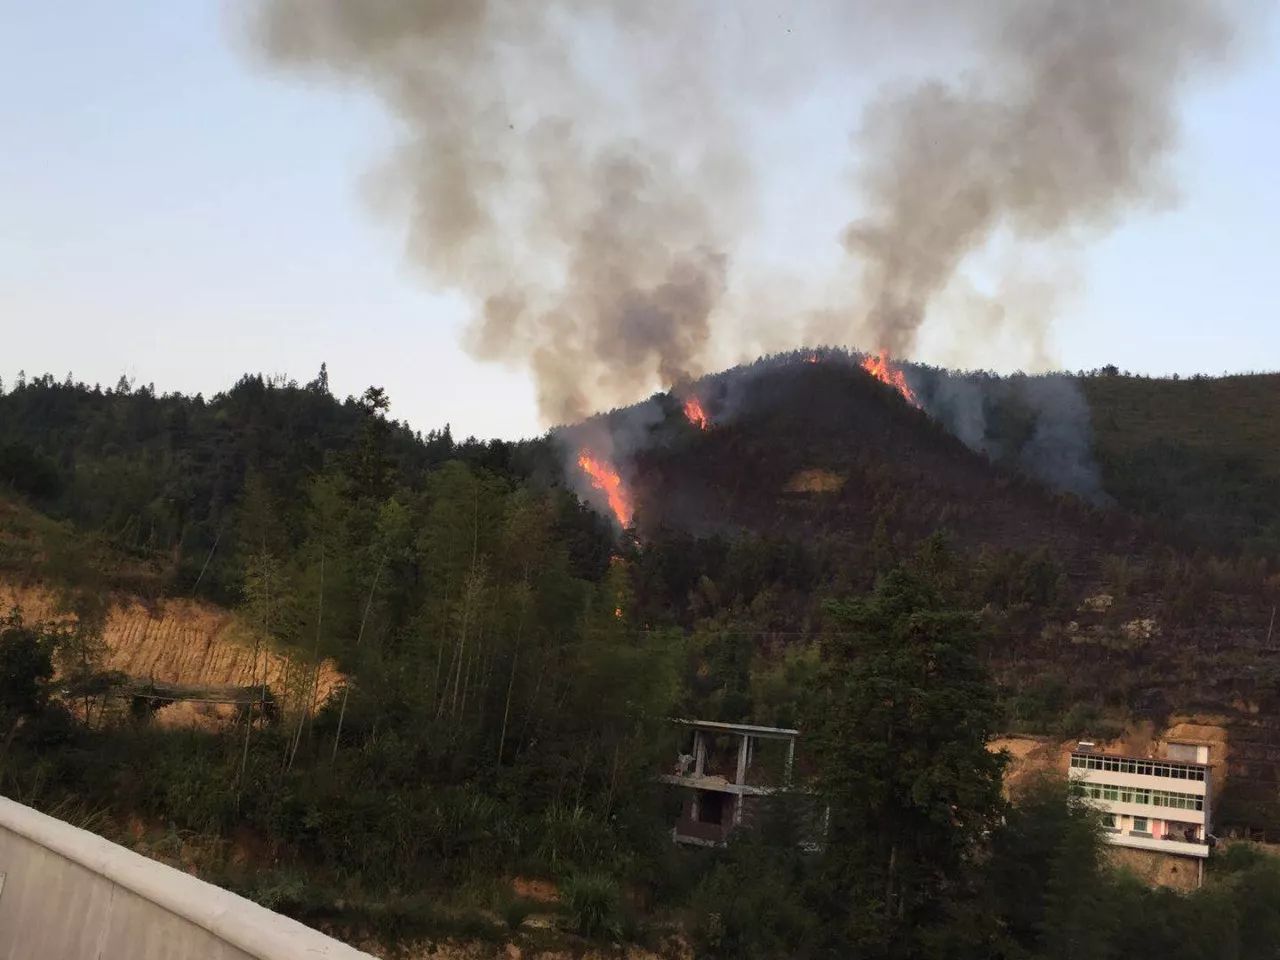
[577,452,633,527]
[683,396,710,430]
[861,350,919,408]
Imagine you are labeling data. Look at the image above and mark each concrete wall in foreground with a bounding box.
[0,796,374,960]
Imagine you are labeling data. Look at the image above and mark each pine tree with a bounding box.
[809,555,1007,957]
[306,362,331,395]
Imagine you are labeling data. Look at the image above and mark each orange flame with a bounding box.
[806,354,820,364]
[861,350,919,408]
[683,395,710,430]
[577,451,633,527]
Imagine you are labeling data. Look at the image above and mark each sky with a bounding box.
[2,2,1278,441]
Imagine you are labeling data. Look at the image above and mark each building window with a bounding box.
[1069,753,1205,782]
[1132,816,1149,835]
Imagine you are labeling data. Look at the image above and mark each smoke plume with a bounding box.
[843,0,1239,357]
[245,0,1253,426]
[924,370,1107,501]
[247,1,740,425]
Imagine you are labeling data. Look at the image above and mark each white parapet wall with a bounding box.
[0,796,376,960]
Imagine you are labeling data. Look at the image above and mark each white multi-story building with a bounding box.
[1068,744,1211,863]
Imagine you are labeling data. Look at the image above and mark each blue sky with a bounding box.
[3,2,1277,440]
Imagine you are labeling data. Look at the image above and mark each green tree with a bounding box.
[984,775,1112,959]
[690,793,820,960]
[0,610,60,742]
[808,559,1007,957]
[346,386,393,501]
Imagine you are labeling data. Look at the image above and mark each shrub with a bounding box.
[561,871,622,940]
[248,869,311,912]
[1213,841,1271,876]
[688,806,818,960]
[0,442,62,500]
[690,859,816,960]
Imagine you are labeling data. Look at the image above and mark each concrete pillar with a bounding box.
[733,735,750,826]
[735,735,750,786]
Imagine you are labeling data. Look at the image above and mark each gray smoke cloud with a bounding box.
[924,371,1106,501]
[243,0,1255,430]
[843,0,1241,358]
[246,0,740,425]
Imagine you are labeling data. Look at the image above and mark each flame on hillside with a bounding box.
[577,452,633,527]
[683,396,710,431]
[861,350,919,408]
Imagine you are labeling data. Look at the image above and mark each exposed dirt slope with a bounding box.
[993,715,1230,799]
[0,578,341,710]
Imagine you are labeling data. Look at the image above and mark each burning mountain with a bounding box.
[557,348,1106,531]
[248,1,1253,533]
[248,1,1255,427]
[587,355,1111,547]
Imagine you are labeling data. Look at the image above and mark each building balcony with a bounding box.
[1104,831,1210,858]
[658,772,776,796]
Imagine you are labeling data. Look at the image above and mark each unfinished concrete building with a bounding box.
[660,718,800,845]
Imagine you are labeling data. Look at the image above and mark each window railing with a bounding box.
[1074,781,1204,812]
[1070,753,1205,782]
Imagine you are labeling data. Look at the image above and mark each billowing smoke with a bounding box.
[243,0,1255,464]
[924,371,1106,501]
[843,0,1240,358]
[245,1,740,425]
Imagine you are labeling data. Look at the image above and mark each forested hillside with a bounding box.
[1,361,1278,739]
[2,360,1280,957]
[3,362,1276,593]
[1082,371,1280,559]
[0,367,595,601]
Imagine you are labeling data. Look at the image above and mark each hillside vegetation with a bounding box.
[1082,371,1280,558]
[2,361,1280,957]
[2,363,1278,755]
